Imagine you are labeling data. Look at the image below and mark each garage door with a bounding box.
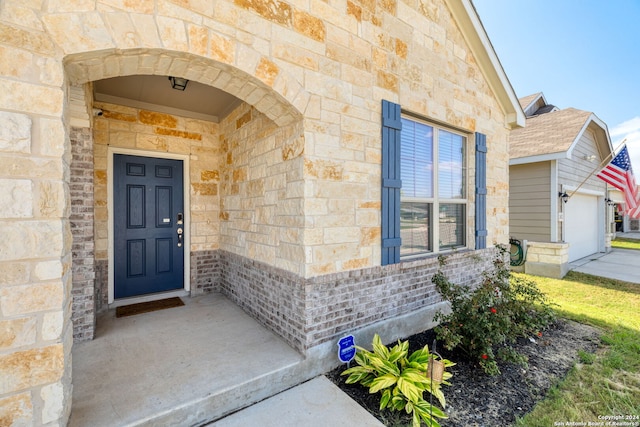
[565,193,599,262]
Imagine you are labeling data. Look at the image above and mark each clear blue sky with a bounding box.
[472,0,640,170]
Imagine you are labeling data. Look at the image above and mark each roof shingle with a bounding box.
[518,92,542,111]
[509,108,592,160]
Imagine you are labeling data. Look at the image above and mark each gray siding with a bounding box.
[558,129,607,193]
[509,162,551,241]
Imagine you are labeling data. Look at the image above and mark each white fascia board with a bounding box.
[509,152,568,165]
[566,113,615,160]
[445,0,526,129]
[521,93,547,115]
[566,117,593,159]
[590,113,615,154]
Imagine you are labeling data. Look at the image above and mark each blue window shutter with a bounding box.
[475,132,487,250]
[381,100,402,265]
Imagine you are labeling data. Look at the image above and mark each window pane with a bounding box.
[439,204,465,249]
[438,130,465,199]
[401,119,433,198]
[401,202,432,257]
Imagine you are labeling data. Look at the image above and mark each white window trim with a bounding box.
[400,115,469,260]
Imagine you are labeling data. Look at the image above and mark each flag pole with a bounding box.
[567,138,627,200]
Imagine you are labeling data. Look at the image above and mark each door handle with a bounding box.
[176,212,184,247]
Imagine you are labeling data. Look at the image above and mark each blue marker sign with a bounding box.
[337,335,356,363]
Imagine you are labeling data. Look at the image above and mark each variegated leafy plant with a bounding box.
[342,334,454,427]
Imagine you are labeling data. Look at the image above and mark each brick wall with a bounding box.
[220,248,497,353]
[94,259,108,312]
[70,127,96,341]
[191,250,222,295]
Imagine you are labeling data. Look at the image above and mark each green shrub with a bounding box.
[342,334,454,427]
[433,245,556,375]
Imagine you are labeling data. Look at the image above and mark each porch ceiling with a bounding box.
[93,74,243,123]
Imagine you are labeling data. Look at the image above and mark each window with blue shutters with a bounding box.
[381,100,471,265]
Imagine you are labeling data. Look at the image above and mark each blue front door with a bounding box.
[114,154,185,299]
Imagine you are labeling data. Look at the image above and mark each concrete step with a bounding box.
[69,294,315,426]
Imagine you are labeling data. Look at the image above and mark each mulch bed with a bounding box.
[326,319,601,427]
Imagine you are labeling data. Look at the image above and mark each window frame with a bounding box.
[399,114,469,260]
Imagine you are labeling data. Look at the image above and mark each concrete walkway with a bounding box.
[208,376,384,427]
[569,248,640,284]
[70,293,384,426]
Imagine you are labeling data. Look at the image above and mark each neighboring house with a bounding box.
[509,93,614,277]
[609,186,640,232]
[0,0,524,424]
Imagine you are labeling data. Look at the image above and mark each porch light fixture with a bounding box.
[558,191,569,204]
[605,198,615,206]
[168,76,189,91]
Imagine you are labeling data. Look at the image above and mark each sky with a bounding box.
[472,0,640,171]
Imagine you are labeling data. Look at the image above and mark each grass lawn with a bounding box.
[514,271,640,426]
[611,237,640,251]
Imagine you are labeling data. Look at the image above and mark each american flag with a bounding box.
[597,145,640,218]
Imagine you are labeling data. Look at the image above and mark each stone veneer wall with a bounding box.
[221,248,497,353]
[70,127,96,341]
[0,113,73,424]
[523,242,569,279]
[218,103,306,275]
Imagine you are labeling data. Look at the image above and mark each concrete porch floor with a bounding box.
[69,293,309,426]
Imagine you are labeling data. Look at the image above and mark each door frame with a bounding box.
[107,147,191,304]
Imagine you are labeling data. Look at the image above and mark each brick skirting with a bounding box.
[191,250,221,295]
[219,248,497,353]
[74,247,497,353]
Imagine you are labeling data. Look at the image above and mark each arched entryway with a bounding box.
[66,48,312,425]
[65,48,306,341]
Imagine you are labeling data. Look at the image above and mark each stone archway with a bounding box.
[64,48,305,127]
[65,48,307,342]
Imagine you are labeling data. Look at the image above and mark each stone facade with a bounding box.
[0,0,522,425]
[523,241,570,279]
[217,103,306,275]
